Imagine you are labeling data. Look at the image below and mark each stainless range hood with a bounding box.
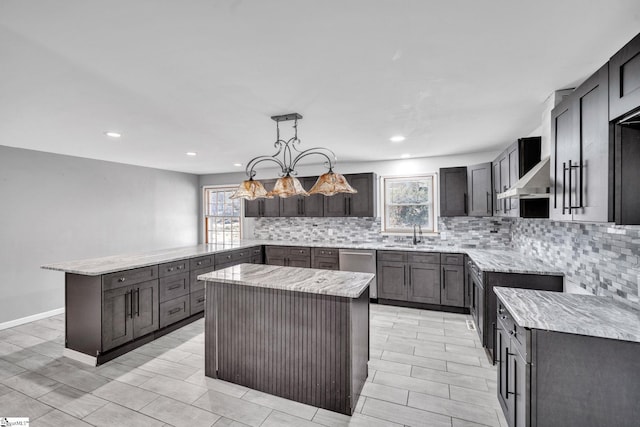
[497,156,550,199]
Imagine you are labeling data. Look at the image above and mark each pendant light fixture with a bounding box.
[230,113,356,200]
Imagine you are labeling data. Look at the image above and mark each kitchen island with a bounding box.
[198,263,373,415]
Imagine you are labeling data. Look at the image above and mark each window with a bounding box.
[204,186,242,244]
[381,174,436,233]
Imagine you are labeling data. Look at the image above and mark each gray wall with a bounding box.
[0,145,199,324]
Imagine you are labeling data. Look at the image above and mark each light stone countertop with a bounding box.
[494,287,640,343]
[198,263,374,298]
[41,239,563,277]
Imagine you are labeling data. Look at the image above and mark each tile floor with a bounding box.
[0,304,507,427]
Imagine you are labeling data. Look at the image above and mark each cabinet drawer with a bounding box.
[104,266,158,291]
[159,272,190,303]
[190,266,215,292]
[441,253,464,265]
[312,247,339,258]
[189,255,214,270]
[408,252,440,264]
[159,295,190,328]
[215,251,237,265]
[190,289,205,315]
[158,260,188,278]
[377,251,407,262]
[287,246,310,257]
[265,246,287,257]
[497,300,530,362]
[313,257,340,270]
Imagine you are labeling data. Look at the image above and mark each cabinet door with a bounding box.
[511,351,528,427]
[499,154,509,216]
[288,257,311,268]
[493,161,502,216]
[473,279,484,341]
[467,162,492,216]
[439,167,468,216]
[408,263,441,304]
[261,180,280,217]
[440,264,464,307]
[496,326,514,426]
[507,145,520,216]
[377,261,407,301]
[609,32,640,120]
[102,286,133,351]
[550,100,574,221]
[302,176,324,217]
[347,173,375,217]
[280,196,304,217]
[133,280,159,338]
[324,193,348,217]
[244,199,261,217]
[572,64,611,222]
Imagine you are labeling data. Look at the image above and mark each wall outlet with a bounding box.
[440,231,447,240]
[328,229,334,236]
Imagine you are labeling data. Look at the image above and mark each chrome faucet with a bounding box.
[412,224,423,245]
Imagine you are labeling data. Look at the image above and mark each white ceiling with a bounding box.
[1,1,640,175]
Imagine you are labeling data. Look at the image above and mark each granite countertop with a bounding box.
[494,287,640,343]
[198,263,374,298]
[41,239,563,277]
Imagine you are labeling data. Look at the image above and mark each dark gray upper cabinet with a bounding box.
[244,179,280,217]
[279,176,324,217]
[493,162,501,216]
[439,167,468,217]
[493,137,548,218]
[467,162,493,216]
[324,173,376,217]
[550,64,612,222]
[609,32,640,120]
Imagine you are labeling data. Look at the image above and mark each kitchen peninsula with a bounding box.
[198,263,373,415]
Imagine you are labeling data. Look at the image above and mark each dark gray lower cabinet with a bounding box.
[377,260,407,300]
[408,263,441,304]
[497,299,640,427]
[159,294,189,328]
[440,264,464,307]
[311,247,339,270]
[102,279,159,352]
[265,245,311,267]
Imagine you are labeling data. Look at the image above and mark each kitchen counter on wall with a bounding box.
[494,287,640,343]
[41,239,564,277]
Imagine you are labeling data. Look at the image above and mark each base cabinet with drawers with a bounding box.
[265,245,311,268]
[311,247,340,270]
[64,245,264,365]
[377,251,465,309]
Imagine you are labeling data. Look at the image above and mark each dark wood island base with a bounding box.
[201,264,373,415]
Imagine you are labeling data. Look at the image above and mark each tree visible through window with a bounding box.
[381,175,436,233]
[204,186,242,244]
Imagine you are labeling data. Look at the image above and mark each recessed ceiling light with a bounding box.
[186,152,197,156]
[390,135,405,143]
[401,153,411,159]
[104,131,121,138]
[233,163,242,167]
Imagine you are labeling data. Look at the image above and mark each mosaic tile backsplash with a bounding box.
[511,219,640,307]
[251,216,512,247]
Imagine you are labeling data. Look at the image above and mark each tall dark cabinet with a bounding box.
[439,167,468,217]
[609,32,640,120]
[467,162,493,216]
[550,64,612,222]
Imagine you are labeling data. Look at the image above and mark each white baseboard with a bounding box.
[0,307,65,331]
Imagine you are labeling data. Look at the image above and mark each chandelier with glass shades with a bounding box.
[230,113,357,200]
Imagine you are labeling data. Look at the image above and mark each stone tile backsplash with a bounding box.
[251,215,640,306]
[511,219,640,307]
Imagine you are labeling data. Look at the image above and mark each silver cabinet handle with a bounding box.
[118,277,126,282]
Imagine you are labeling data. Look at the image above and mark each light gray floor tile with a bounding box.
[213,417,250,426]
[348,413,404,427]
[411,365,489,391]
[39,361,109,392]
[139,395,221,427]
[92,379,160,410]
[416,332,477,348]
[95,361,155,386]
[2,371,62,398]
[13,323,64,341]
[139,374,207,404]
[367,359,412,376]
[370,340,415,356]
[354,395,365,413]
[311,408,351,426]
[13,353,56,371]
[181,353,205,369]
[447,361,497,380]
[369,348,383,359]
[361,397,451,427]
[373,326,418,339]
[391,323,446,336]
[38,385,109,418]
[1,331,47,348]
[131,355,200,380]
[381,350,447,371]
[387,335,448,352]
[0,341,38,363]
[33,409,92,427]
[452,418,495,427]
[133,342,192,363]
[184,370,249,398]
[2,390,53,419]
[83,402,164,427]
[29,341,65,359]
[446,343,490,357]
[449,384,501,409]
[192,389,272,427]
[413,343,482,366]
[0,358,26,380]
[262,410,320,427]
[242,389,318,420]
[408,391,500,427]
[0,383,13,397]
[360,382,408,405]
[373,371,449,398]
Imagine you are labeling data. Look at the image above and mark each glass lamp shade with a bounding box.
[266,175,309,198]
[229,179,274,200]
[308,172,358,196]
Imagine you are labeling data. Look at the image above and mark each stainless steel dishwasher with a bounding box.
[339,249,377,298]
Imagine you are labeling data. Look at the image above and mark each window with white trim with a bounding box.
[381,174,436,233]
[204,186,242,244]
